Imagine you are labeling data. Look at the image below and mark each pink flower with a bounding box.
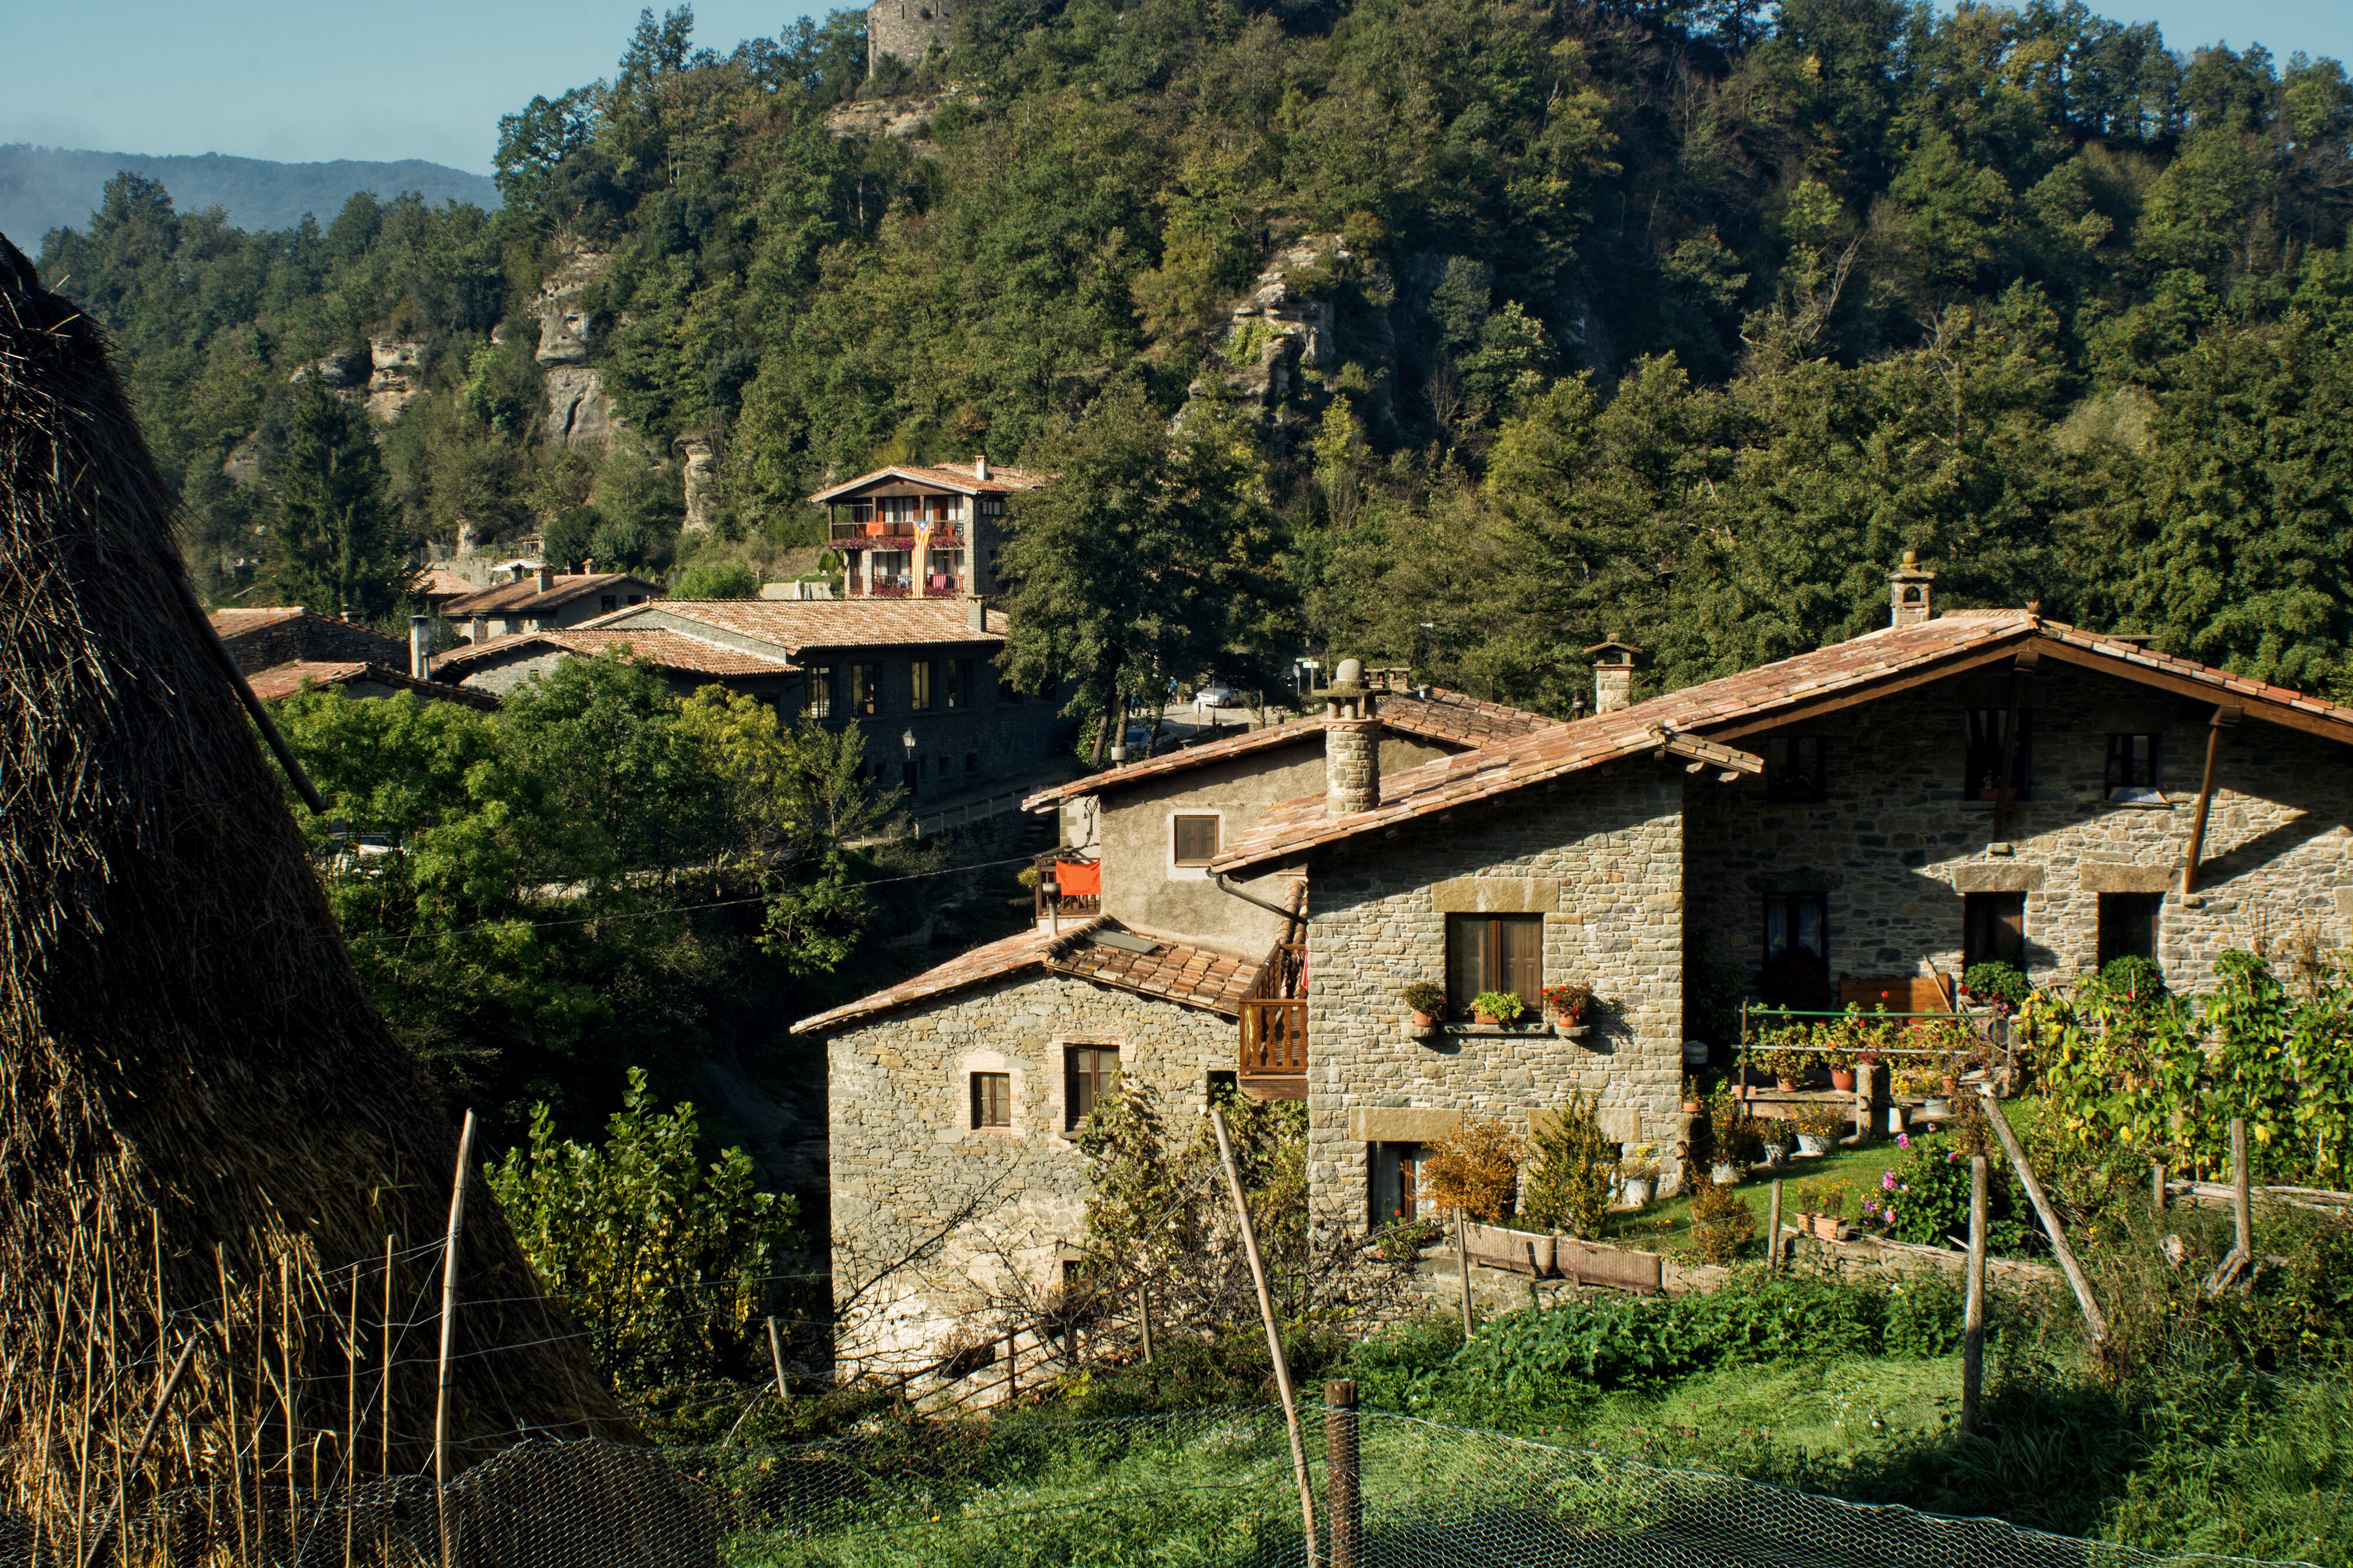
[1897,1133,1911,1150]
[1882,1171,1898,1191]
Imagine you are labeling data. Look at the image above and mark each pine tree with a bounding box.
[268,379,406,619]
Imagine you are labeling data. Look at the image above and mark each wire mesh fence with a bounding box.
[14,1403,2320,1568]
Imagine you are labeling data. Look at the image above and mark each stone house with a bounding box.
[798,557,2353,1360]
[208,606,492,710]
[811,458,1044,604]
[434,598,1072,793]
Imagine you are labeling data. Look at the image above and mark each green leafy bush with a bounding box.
[671,558,761,598]
[1401,980,1445,1015]
[1689,1177,1757,1263]
[1962,959,2030,1009]
[2097,953,2167,1005]
[488,1067,798,1394]
[1470,989,1525,1023]
[1857,1131,2031,1252]
[1518,1092,1614,1238]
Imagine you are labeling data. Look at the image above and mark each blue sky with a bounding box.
[1,0,2348,175]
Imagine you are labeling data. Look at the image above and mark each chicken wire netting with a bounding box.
[12,1405,2318,1568]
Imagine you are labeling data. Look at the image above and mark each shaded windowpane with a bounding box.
[1765,736,1826,801]
[2098,894,2160,967]
[2105,734,2161,799]
[852,663,878,716]
[1963,893,2025,968]
[910,660,932,710]
[1066,1047,1119,1129]
[807,667,833,719]
[1445,914,1542,1010]
[1964,708,2031,800]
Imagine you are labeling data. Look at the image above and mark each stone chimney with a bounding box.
[536,565,555,594]
[1324,656,1379,817]
[1889,549,1935,626]
[1586,638,1641,715]
[974,452,991,482]
[965,597,986,630]
[408,615,433,680]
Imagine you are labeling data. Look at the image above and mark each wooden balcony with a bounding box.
[1238,940,1307,1099]
[1035,851,1101,923]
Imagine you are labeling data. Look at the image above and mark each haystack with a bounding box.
[0,236,635,1530]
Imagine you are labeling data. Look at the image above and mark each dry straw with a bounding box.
[0,237,634,1544]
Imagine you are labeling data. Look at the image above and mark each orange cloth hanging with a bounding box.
[1053,860,1101,897]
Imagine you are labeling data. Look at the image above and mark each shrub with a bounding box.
[1857,1132,2031,1252]
[672,558,761,599]
[1401,980,1445,1015]
[1423,1116,1523,1223]
[1470,989,1525,1023]
[2097,953,2167,1006]
[1689,1179,1756,1263]
[1794,1102,1851,1140]
[1519,1093,1614,1238]
[1962,958,2030,1009]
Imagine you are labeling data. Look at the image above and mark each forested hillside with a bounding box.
[32,0,2353,706]
[0,144,498,242]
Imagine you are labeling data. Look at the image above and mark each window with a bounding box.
[2105,734,2162,802]
[909,659,932,711]
[1369,1143,1422,1229]
[1445,914,1543,1012]
[1206,1069,1238,1105]
[1065,1046,1119,1130]
[938,754,950,779]
[999,680,1023,705]
[965,751,979,775]
[600,595,617,610]
[851,663,878,716]
[1764,736,1826,802]
[627,593,645,606]
[806,666,834,719]
[2098,893,2161,968]
[1963,892,2025,969]
[970,1072,1011,1129]
[945,659,967,709]
[1172,815,1220,866]
[1964,708,2031,801]
[1761,892,1829,1007]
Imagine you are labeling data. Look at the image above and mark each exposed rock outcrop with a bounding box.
[679,435,719,531]
[534,241,618,448]
[545,365,615,451]
[824,90,962,150]
[1197,235,1350,435]
[289,347,368,394]
[221,432,261,487]
[365,335,428,422]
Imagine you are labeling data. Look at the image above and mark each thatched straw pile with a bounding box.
[0,236,635,1528]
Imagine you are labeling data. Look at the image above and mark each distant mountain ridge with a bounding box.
[0,144,499,243]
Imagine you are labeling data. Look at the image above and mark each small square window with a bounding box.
[1065,1046,1119,1130]
[1445,913,1542,1014]
[2105,734,2162,802]
[971,1072,1011,1129]
[1172,815,1219,866]
[1764,736,1825,802]
[600,595,617,610]
[2098,893,2161,968]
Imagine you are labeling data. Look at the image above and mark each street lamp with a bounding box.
[902,727,918,798]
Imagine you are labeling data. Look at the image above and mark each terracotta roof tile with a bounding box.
[789,919,1259,1033]
[1210,611,2353,873]
[609,599,1007,654]
[244,660,499,709]
[208,606,307,638]
[433,628,794,680]
[443,572,662,617]
[809,461,1048,502]
[1019,688,1557,810]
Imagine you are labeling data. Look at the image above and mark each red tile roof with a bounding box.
[1209,611,2353,873]
[609,599,1007,654]
[789,919,1260,1034]
[433,627,794,680]
[1019,688,1558,811]
[442,572,662,617]
[208,606,307,638]
[244,660,499,709]
[809,460,1047,503]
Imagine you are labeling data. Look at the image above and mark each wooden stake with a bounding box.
[346,1261,359,1568]
[381,1236,393,1481]
[1961,1156,1987,1436]
[2233,1117,2253,1261]
[436,1111,478,1568]
[1975,1086,2107,1347]
[219,1247,247,1566]
[282,1253,297,1564]
[1767,1179,1785,1271]
[1325,1380,1361,1568]
[767,1316,789,1402]
[1211,1108,1319,1568]
[2151,1161,2167,1212]
[1455,1209,1474,1337]
[79,1335,198,1568]
[1138,1286,1155,1365]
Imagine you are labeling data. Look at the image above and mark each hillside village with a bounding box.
[10,0,2353,1559]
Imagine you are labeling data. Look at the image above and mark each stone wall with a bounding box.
[1301,758,1690,1236]
[1685,660,2353,1020]
[219,614,407,676]
[806,656,1070,792]
[826,970,1239,1367]
[868,0,956,74]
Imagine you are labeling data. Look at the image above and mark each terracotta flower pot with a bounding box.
[1775,1076,1799,1092]
[1831,1069,1857,1092]
[1682,1099,1701,1115]
[1942,1075,1959,1096]
[1410,1009,1438,1030]
[1474,1009,1499,1026]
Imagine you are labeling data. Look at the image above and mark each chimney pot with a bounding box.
[1585,638,1641,715]
[1888,551,1937,627]
[975,453,990,482]
[408,614,434,680]
[536,565,555,594]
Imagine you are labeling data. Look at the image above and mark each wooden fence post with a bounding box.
[1138,1286,1155,1365]
[1455,1209,1474,1337]
[1960,1156,1987,1436]
[2151,1162,2167,1212]
[435,1111,477,1568]
[1975,1086,2107,1349]
[1211,1108,1319,1568]
[1325,1380,1361,1568]
[1767,1179,1784,1271]
[767,1316,789,1402]
[2206,1117,2256,1295]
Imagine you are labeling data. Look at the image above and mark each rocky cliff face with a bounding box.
[365,335,428,422]
[535,241,618,449]
[679,435,720,531]
[1202,236,1358,438]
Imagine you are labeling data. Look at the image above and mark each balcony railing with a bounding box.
[1035,850,1101,922]
[863,581,914,598]
[831,521,964,543]
[1239,940,1307,1081]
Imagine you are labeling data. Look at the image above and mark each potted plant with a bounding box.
[1471,990,1525,1026]
[1401,981,1446,1031]
[1794,1179,1851,1240]
[1759,1119,1795,1166]
[1753,1042,1811,1092]
[1541,982,1595,1033]
[1619,1144,1661,1207]
[1792,1102,1848,1156]
[1820,1023,1858,1091]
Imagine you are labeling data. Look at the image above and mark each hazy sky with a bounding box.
[2,0,2349,175]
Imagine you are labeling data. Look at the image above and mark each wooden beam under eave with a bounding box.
[1989,652,2036,843]
[2030,639,2353,746]
[2180,705,2241,895]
